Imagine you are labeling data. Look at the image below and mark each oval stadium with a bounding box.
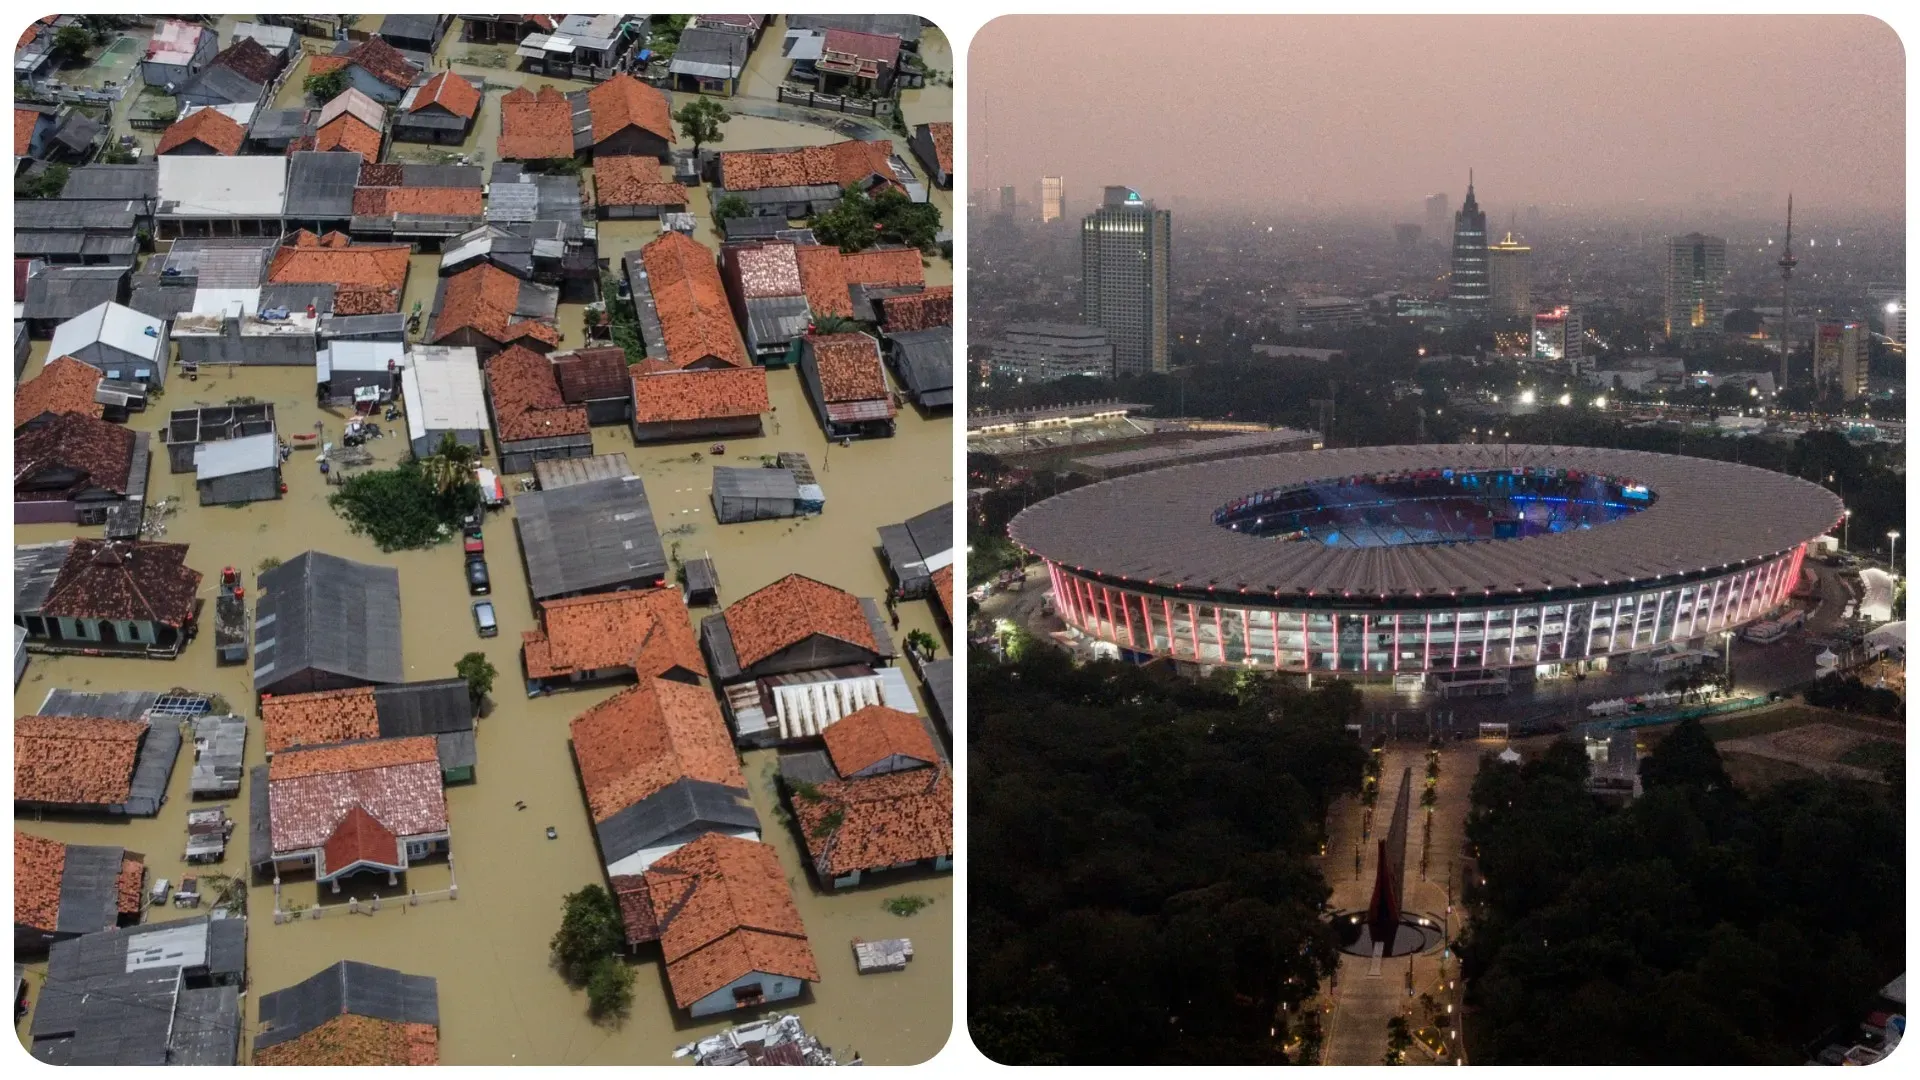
[1007,444,1845,683]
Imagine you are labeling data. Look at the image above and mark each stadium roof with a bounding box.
[1010,444,1844,601]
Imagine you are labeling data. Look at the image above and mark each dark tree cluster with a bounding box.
[1803,673,1904,719]
[969,650,1367,1064]
[1457,722,1904,1064]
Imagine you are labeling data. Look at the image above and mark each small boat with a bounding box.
[710,442,726,455]
[545,826,557,840]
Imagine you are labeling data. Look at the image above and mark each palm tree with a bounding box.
[420,433,478,496]
[201,872,247,917]
[809,315,860,336]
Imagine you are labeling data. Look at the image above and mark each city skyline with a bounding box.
[968,15,1904,216]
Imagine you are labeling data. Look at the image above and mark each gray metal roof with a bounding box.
[394,107,470,132]
[189,713,247,795]
[722,214,785,240]
[713,465,800,501]
[50,110,102,154]
[284,151,362,217]
[672,26,750,75]
[246,107,311,142]
[372,678,475,738]
[23,266,128,321]
[38,687,158,720]
[1011,444,1848,600]
[903,502,954,561]
[59,163,157,202]
[920,658,951,731]
[255,961,439,1052]
[15,541,74,613]
[700,611,742,681]
[194,432,278,480]
[253,551,405,692]
[593,778,759,864]
[379,13,445,45]
[32,916,245,1065]
[53,843,125,934]
[742,295,812,348]
[888,326,951,400]
[533,453,635,490]
[403,163,484,188]
[436,728,477,773]
[247,764,271,868]
[183,64,265,106]
[514,475,668,600]
[322,312,407,339]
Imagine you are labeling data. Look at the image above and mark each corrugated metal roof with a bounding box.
[194,432,278,480]
[713,465,800,501]
[400,345,489,443]
[14,541,75,614]
[49,302,164,363]
[533,453,635,490]
[254,961,438,1052]
[594,777,759,864]
[515,475,667,600]
[253,551,404,692]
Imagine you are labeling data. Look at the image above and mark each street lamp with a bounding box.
[1890,530,1901,576]
[1842,509,1851,552]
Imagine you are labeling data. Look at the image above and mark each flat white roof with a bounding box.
[400,346,488,442]
[49,302,164,362]
[195,432,279,480]
[323,341,406,374]
[157,155,288,217]
[180,101,258,126]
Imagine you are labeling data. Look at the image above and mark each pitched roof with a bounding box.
[931,563,954,621]
[879,285,951,331]
[268,734,440,781]
[640,834,819,1008]
[592,154,687,207]
[434,264,561,347]
[569,678,743,822]
[261,686,381,752]
[642,231,749,368]
[809,333,892,404]
[585,74,674,146]
[792,244,852,318]
[920,121,952,174]
[254,1016,439,1067]
[821,28,902,68]
[549,347,630,403]
[254,551,405,692]
[630,366,769,424]
[486,343,588,442]
[351,184,484,217]
[333,36,419,90]
[497,86,574,160]
[208,35,279,85]
[15,106,40,156]
[14,716,148,807]
[266,737,446,854]
[718,139,895,191]
[39,539,201,627]
[254,962,439,1066]
[13,411,136,500]
[322,804,401,874]
[732,242,804,300]
[156,108,246,156]
[723,573,879,669]
[266,233,411,316]
[408,71,481,119]
[791,767,951,876]
[14,356,105,427]
[14,833,144,936]
[821,704,940,777]
[839,247,926,288]
[522,588,705,682]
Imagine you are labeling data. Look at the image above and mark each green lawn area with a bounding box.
[1837,738,1904,771]
[1700,705,1902,742]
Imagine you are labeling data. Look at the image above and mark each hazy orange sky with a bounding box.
[968,15,1905,216]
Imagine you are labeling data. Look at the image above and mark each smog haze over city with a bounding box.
[969,15,1905,221]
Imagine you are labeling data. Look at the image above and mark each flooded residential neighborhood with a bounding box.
[16,14,952,1066]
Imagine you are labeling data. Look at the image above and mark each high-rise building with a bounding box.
[1532,306,1585,371]
[1813,320,1868,401]
[1081,185,1172,375]
[1663,233,1727,342]
[1041,176,1065,224]
[1885,298,1906,345]
[998,185,1017,217]
[1448,176,1488,321]
[1424,193,1449,245]
[990,322,1115,382]
[1394,223,1423,250]
[1487,231,1532,318]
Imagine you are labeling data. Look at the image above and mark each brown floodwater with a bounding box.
[14,169,953,1070]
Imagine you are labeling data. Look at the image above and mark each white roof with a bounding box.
[1866,621,1905,654]
[191,287,261,318]
[316,88,386,133]
[784,29,827,61]
[195,432,279,480]
[157,155,288,217]
[325,340,405,374]
[147,19,207,65]
[48,302,165,362]
[232,22,295,52]
[180,101,258,127]
[400,346,488,442]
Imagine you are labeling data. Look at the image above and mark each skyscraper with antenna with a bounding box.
[1777,195,1798,390]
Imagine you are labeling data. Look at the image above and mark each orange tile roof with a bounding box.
[261,686,381,753]
[351,185,485,217]
[15,107,39,156]
[14,716,147,807]
[723,573,880,669]
[821,704,939,777]
[307,55,349,77]
[640,834,819,1009]
[839,247,926,288]
[253,1015,439,1067]
[585,73,674,146]
[15,356,105,427]
[314,113,382,162]
[522,588,706,682]
[642,231,749,368]
[791,766,951,877]
[792,244,852,318]
[156,108,246,156]
[630,366,769,424]
[808,332,891,404]
[718,139,895,192]
[930,564,954,622]
[730,241,803,300]
[410,71,481,119]
[592,155,687,207]
[434,263,561,348]
[116,851,145,916]
[487,343,588,442]
[550,346,631,403]
[497,85,574,160]
[14,832,66,933]
[568,678,744,822]
[323,804,401,874]
[334,36,419,90]
[267,735,439,781]
[922,121,952,174]
[879,286,952,332]
[267,235,411,315]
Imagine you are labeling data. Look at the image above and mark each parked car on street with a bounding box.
[463,522,484,555]
[473,600,498,637]
[466,555,491,595]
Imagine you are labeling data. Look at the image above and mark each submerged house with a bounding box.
[194,433,280,506]
[13,411,149,526]
[523,587,706,694]
[719,241,813,364]
[176,36,280,112]
[515,475,669,601]
[156,108,248,157]
[877,501,954,601]
[13,539,200,658]
[261,679,477,784]
[394,71,483,145]
[713,139,902,219]
[13,833,145,955]
[496,85,576,162]
[631,367,770,446]
[163,403,275,474]
[251,737,450,892]
[266,230,412,316]
[47,302,167,388]
[779,704,952,889]
[701,573,896,687]
[309,37,422,105]
[309,89,388,163]
[799,332,896,440]
[140,19,217,90]
[909,121,952,189]
[594,155,690,219]
[570,676,758,878]
[486,343,593,474]
[613,833,819,1018]
[400,345,490,459]
[29,915,246,1066]
[574,73,676,161]
[252,551,404,698]
[429,263,561,361]
[351,161,486,247]
[12,711,176,817]
[641,231,755,368]
[550,347,633,426]
[253,962,440,1066]
[885,325,953,411]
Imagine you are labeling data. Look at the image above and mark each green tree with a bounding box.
[713,193,750,221]
[327,459,476,550]
[904,628,938,659]
[304,68,349,103]
[550,884,624,984]
[456,652,497,708]
[585,956,635,1020]
[1638,717,1730,794]
[53,25,93,59]
[420,433,479,497]
[673,96,730,155]
[1385,1016,1412,1064]
[201,872,248,917]
[16,164,71,200]
[809,315,860,335]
